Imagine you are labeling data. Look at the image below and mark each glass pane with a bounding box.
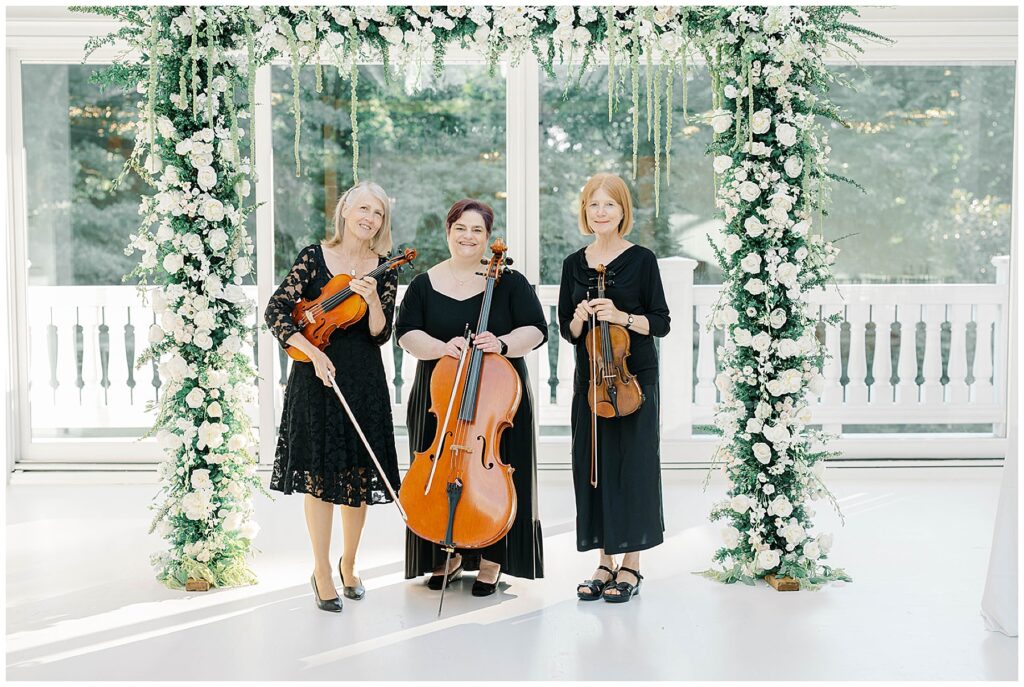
[540,64,718,285]
[826,65,1014,283]
[271,65,508,283]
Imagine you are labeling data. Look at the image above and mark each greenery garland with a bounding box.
[74,4,886,591]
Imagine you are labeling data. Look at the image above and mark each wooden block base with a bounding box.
[185,578,211,592]
[765,575,800,592]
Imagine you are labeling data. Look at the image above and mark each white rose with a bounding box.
[756,401,772,419]
[197,420,226,450]
[163,253,184,273]
[791,220,810,237]
[763,423,791,446]
[207,401,222,418]
[239,520,261,540]
[818,533,834,553]
[757,548,781,570]
[200,197,225,222]
[768,495,793,517]
[733,328,752,347]
[151,289,167,314]
[803,541,821,560]
[295,21,316,42]
[722,525,740,548]
[719,305,739,326]
[219,334,242,355]
[753,442,772,464]
[784,156,804,178]
[194,331,214,350]
[181,491,212,520]
[713,155,733,174]
[196,166,217,191]
[738,181,761,202]
[157,116,176,140]
[740,253,762,274]
[777,338,800,358]
[185,387,205,409]
[744,278,766,296]
[228,434,247,451]
[775,123,798,147]
[182,233,203,255]
[723,84,738,99]
[750,108,772,135]
[222,510,244,532]
[206,369,230,389]
[208,228,228,252]
[724,234,743,256]
[746,418,763,434]
[233,257,251,278]
[730,494,751,514]
[744,216,766,238]
[190,468,212,491]
[148,324,165,344]
[808,373,826,395]
[776,263,800,287]
[769,308,787,329]
[751,332,772,352]
[194,309,216,330]
[711,109,734,134]
[762,483,776,496]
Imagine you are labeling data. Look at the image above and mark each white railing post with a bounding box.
[946,303,971,404]
[846,303,870,405]
[658,257,697,440]
[896,303,920,405]
[875,304,897,405]
[921,303,946,405]
[992,255,1010,436]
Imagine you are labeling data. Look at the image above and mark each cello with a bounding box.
[398,239,521,614]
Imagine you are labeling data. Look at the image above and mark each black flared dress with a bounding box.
[396,269,548,579]
[557,245,671,554]
[264,244,402,506]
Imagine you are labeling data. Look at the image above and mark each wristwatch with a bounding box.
[499,339,509,356]
[626,314,635,328]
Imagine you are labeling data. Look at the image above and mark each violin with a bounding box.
[398,240,520,613]
[286,247,417,362]
[585,264,643,487]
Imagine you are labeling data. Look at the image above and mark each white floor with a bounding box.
[5,466,1017,681]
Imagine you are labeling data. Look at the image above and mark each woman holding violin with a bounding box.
[264,181,402,613]
[557,173,671,603]
[396,199,547,596]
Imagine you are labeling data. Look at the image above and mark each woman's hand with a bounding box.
[443,335,468,359]
[308,348,336,387]
[574,299,595,323]
[348,275,380,305]
[472,331,503,354]
[588,297,628,325]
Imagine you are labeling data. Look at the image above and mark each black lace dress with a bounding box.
[395,269,548,580]
[264,244,402,506]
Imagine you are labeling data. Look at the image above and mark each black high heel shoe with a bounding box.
[471,570,502,597]
[338,556,365,600]
[603,566,642,603]
[310,574,343,613]
[427,560,464,590]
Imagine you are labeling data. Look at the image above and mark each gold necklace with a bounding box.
[448,260,477,286]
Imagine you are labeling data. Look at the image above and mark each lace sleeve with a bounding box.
[372,265,399,347]
[264,245,318,347]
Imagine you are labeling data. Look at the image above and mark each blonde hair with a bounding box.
[325,181,393,255]
[577,172,634,236]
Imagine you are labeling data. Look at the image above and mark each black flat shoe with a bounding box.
[338,556,365,600]
[427,562,464,590]
[310,574,342,613]
[577,565,617,601]
[603,566,642,603]
[471,571,502,597]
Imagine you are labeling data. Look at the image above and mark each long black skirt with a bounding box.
[403,357,544,580]
[571,382,664,554]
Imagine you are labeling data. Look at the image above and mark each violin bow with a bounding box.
[328,376,408,522]
[589,287,599,489]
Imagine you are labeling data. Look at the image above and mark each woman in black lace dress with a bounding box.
[264,181,401,612]
[396,199,547,597]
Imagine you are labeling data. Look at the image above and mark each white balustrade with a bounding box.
[20,256,1012,456]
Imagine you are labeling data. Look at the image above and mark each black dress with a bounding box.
[264,244,402,506]
[396,269,548,580]
[557,245,671,554]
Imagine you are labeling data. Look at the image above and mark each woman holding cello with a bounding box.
[557,173,671,603]
[396,199,547,596]
[264,181,403,612]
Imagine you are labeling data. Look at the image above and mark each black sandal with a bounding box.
[577,565,617,601]
[603,566,642,603]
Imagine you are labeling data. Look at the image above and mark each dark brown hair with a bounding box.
[445,198,494,235]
